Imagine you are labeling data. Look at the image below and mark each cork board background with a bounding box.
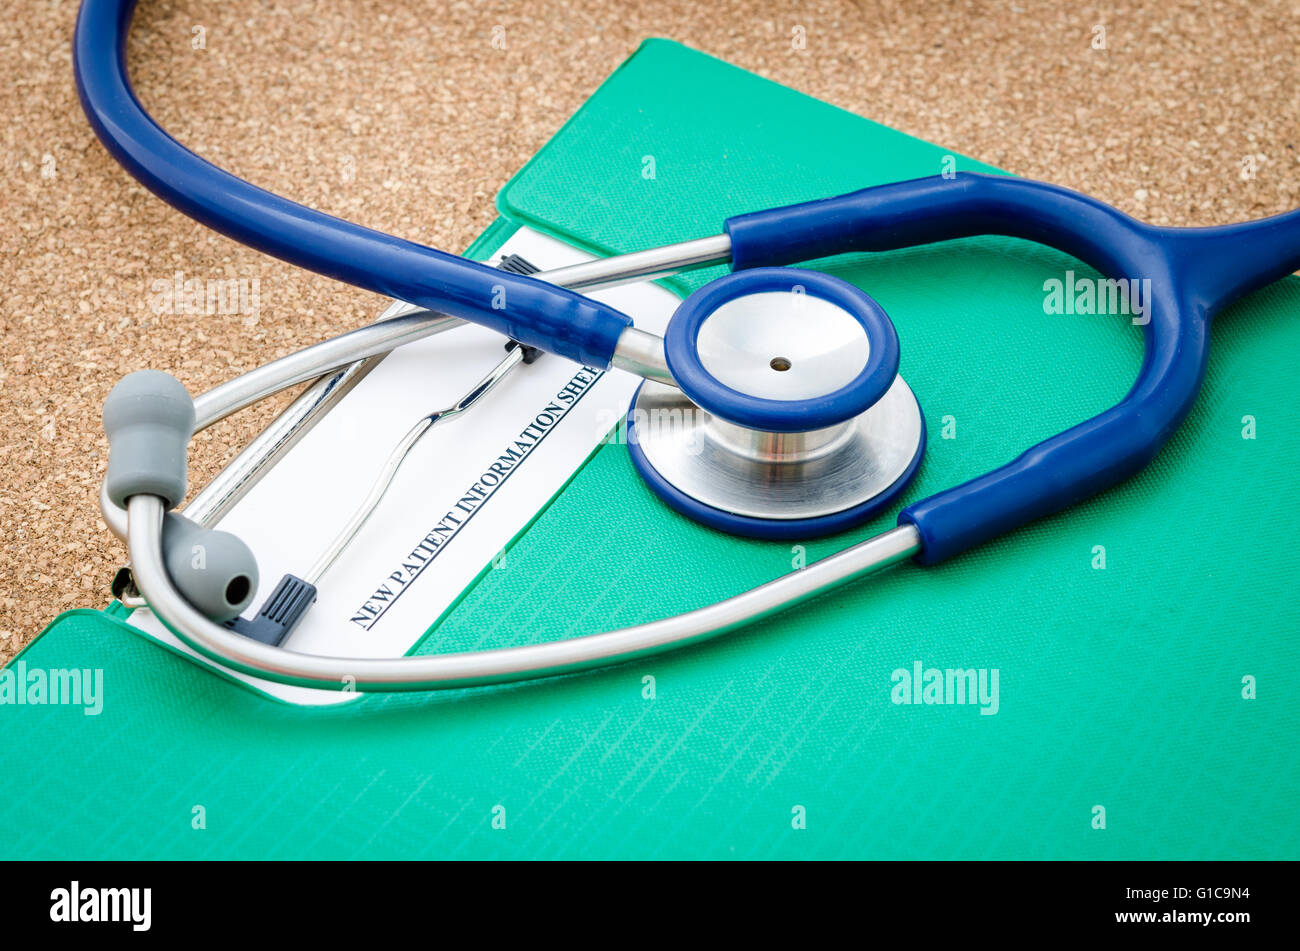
[2,0,1297,660]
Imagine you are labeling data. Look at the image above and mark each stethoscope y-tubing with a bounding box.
[727,175,1300,562]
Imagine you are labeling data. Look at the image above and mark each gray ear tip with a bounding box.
[103,370,195,431]
[161,514,260,622]
[103,371,195,510]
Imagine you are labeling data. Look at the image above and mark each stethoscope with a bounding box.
[78,0,1300,692]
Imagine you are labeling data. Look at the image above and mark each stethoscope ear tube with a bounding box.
[124,491,923,691]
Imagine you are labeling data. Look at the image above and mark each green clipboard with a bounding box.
[4,39,1298,860]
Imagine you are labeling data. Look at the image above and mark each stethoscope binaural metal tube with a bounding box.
[188,234,731,431]
[173,238,730,531]
[127,493,920,691]
[99,231,732,545]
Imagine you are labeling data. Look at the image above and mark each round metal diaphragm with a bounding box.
[695,291,871,401]
[626,374,925,539]
[662,268,901,433]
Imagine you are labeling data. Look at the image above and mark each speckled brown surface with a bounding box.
[1,0,1296,659]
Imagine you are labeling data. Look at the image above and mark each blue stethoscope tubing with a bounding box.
[72,0,633,368]
[79,0,1300,580]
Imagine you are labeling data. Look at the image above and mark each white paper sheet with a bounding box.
[126,228,681,704]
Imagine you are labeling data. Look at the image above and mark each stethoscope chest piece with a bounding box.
[627,267,925,538]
